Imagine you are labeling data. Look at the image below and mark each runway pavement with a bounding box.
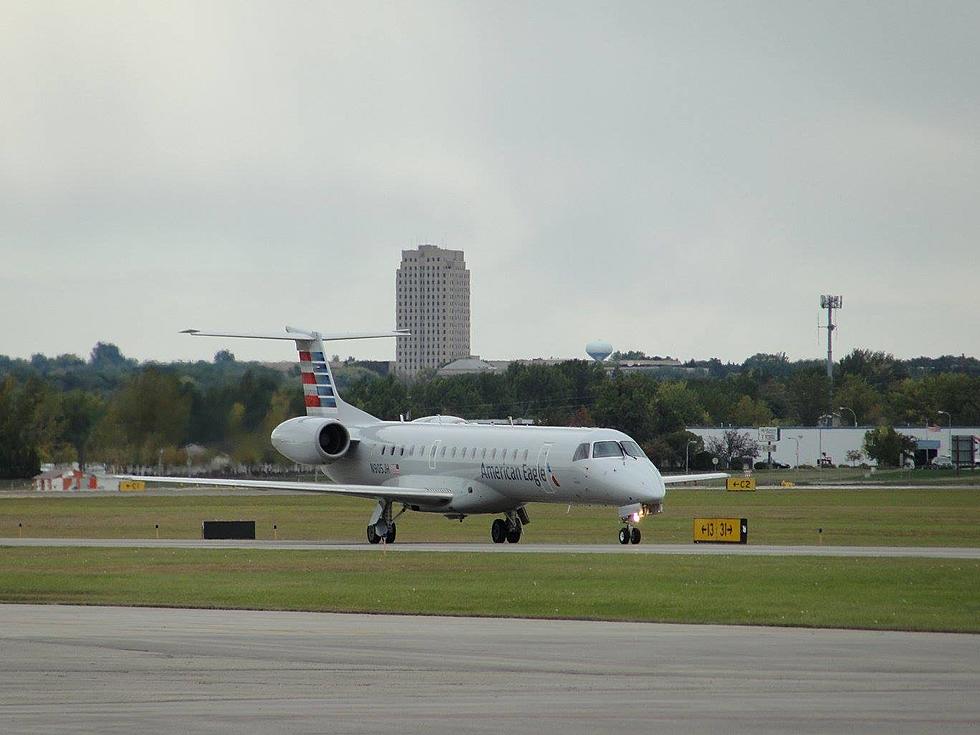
[2,536,979,558]
[1,604,977,734]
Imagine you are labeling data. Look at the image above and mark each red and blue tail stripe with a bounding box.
[298,348,338,411]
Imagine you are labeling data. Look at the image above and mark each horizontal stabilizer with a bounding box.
[181,328,409,342]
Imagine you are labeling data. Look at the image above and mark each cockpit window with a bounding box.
[621,441,648,459]
[572,443,589,461]
[592,441,623,458]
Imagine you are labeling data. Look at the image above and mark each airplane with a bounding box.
[122,327,727,544]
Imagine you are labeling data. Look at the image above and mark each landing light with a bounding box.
[631,512,640,523]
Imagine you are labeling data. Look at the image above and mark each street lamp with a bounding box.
[938,410,952,463]
[839,406,857,427]
[788,435,801,468]
[686,439,698,473]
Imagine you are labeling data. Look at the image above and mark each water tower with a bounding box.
[586,340,613,362]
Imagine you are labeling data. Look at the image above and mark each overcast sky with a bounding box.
[2,1,977,365]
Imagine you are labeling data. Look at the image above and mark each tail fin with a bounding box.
[181,326,407,425]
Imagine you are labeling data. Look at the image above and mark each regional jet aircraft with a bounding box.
[123,328,726,544]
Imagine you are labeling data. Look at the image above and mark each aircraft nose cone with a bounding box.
[648,464,666,500]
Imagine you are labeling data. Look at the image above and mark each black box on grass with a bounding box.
[202,520,256,539]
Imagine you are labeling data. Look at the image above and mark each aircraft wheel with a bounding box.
[630,527,641,545]
[367,525,381,544]
[384,524,397,544]
[506,525,522,544]
[618,528,630,545]
[491,518,507,544]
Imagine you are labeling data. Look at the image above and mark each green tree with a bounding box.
[839,349,906,390]
[0,376,62,478]
[786,370,831,425]
[834,374,883,426]
[90,342,131,369]
[729,395,773,427]
[863,427,916,468]
[92,368,191,464]
[58,390,106,470]
[654,381,709,434]
[592,373,658,443]
[742,352,793,380]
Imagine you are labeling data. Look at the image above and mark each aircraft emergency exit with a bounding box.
[122,327,726,544]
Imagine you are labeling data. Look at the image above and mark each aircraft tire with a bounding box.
[506,526,522,544]
[384,524,396,544]
[491,518,507,544]
[630,527,641,545]
[618,528,630,545]
[367,525,381,544]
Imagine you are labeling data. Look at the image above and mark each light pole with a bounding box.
[839,406,857,427]
[788,435,801,468]
[686,439,698,473]
[938,410,952,463]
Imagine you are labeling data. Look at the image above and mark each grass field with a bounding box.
[0,547,976,632]
[2,487,979,546]
[747,466,980,487]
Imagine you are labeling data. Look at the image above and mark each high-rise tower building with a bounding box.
[395,245,470,376]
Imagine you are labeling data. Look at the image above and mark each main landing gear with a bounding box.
[618,526,641,545]
[491,508,529,544]
[366,523,396,544]
[366,499,404,544]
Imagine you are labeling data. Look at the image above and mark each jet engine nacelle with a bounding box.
[270,416,351,465]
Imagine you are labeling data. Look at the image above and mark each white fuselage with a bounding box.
[273,419,667,517]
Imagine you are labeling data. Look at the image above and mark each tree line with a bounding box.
[0,344,977,478]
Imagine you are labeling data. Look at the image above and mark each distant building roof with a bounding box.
[437,357,498,376]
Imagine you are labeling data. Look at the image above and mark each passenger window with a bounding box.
[572,443,589,461]
[522,449,528,462]
[381,446,386,456]
[481,448,487,459]
[490,449,496,459]
[408,446,415,457]
[440,446,446,457]
[399,446,404,456]
[592,441,624,458]
[451,447,457,458]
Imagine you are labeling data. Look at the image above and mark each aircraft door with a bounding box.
[536,443,556,494]
[429,440,442,471]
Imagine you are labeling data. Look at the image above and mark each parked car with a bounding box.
[930,455,954,469]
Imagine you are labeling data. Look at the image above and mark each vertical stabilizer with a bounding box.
[294,337,338,417]
[181,326,407,426]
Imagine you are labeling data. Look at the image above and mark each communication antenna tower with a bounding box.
[819,295,842,407]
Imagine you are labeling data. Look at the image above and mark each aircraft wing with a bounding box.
[661,472,729,484]
[115,475,453,506]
